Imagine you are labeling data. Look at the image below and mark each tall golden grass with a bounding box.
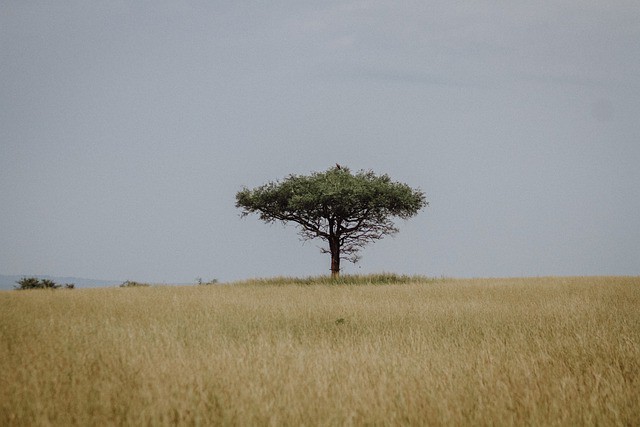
[1,276,638,426]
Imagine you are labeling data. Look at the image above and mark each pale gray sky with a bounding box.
[1,1,639,283]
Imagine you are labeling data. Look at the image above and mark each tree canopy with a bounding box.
[235,166,427,277]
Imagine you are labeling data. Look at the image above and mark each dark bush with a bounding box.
[15,277,62,290]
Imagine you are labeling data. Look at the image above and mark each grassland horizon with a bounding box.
[1,275,638,425]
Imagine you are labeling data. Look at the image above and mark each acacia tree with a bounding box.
[235,166,427,278]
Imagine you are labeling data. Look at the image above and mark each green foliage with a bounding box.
[237,166,426,225]
[236,166,427,276]
[119,280,151,288]
[14,277,73,290]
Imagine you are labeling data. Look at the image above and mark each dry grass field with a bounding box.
[1,276,638,426]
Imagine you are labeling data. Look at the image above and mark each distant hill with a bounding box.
[0,274,122,290]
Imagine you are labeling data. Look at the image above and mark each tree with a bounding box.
[15,277,61,290]
[235,166,427,278]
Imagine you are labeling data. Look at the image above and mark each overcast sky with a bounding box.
[1,1,639,283]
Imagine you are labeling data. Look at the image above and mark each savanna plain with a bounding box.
[1,275,638,426]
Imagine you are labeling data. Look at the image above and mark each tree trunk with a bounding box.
[330,252,340,278]
[329,237,340,279]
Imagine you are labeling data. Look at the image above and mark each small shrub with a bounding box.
[15,277,61,290]
[196,277,218,285]
[119,280,150,288]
